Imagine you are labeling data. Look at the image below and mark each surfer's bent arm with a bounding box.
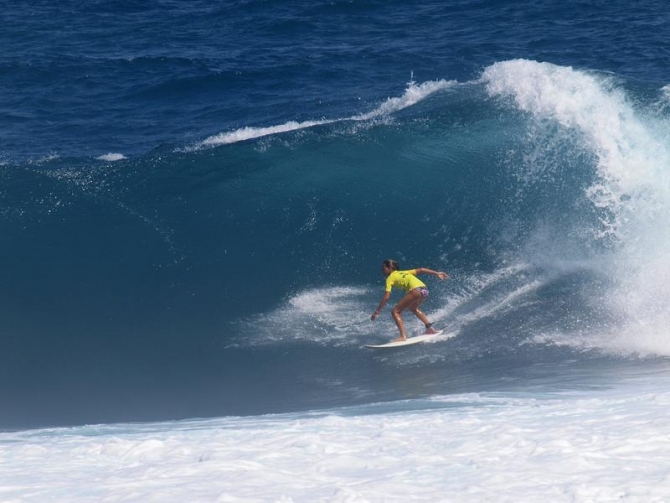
[371,292,391,320]
[414,268,449,280]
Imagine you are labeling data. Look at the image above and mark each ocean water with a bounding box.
[2,0,670,501]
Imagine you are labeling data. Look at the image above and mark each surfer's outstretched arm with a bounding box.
[371,291,391,320]
[413,268,449,280]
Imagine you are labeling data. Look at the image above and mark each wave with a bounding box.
[4,59,670,428]
[210,59,670,359]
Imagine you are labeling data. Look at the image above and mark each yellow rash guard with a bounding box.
[385,269,426,293]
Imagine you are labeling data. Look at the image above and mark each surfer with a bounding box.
[371,259,449,342]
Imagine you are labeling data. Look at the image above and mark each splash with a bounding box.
[483,59,670,356]
[233,286,373,347]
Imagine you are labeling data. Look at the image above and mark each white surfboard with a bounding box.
[365,330,443,349]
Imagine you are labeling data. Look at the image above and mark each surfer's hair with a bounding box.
[382,259,399,271]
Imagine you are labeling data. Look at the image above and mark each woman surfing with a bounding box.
[371,259,449,342]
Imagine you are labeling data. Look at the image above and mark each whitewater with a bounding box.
[2,376,670,502]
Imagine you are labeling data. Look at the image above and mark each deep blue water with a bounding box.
[2,0,670,430]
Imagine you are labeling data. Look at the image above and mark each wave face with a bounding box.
[2,59,670,428]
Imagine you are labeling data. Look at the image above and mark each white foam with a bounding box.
[482,59,670,357]
[351,79,456,121]
[199,119,334,147]
[661,84,670,102]
[2,377,670,502]
[427,262,538,328]
[96,152,126,162]
[235,286,374,347]
[195,79,455,149]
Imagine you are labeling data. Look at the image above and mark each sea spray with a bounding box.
[483,59,670,356]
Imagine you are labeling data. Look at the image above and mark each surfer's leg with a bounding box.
[391,290,423,341]
[408,304,438,334]
[408,287,437,334]
[409,305,437,334]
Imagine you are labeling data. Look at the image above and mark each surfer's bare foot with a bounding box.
[392,336,407,342]
[424,327,438,335]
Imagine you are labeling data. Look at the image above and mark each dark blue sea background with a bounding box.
[2,0,670,430]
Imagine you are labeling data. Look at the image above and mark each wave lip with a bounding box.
[481,59,665,232]
[351,79,456,120]
[199,119,334,148]
[193,79,455,150]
